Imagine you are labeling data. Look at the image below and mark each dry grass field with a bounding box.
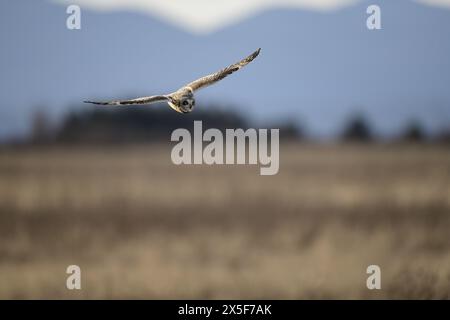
[0,143,449,299]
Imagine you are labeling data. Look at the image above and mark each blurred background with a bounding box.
[0,0,449,299]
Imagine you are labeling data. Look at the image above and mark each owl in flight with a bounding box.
[84,48,261,114]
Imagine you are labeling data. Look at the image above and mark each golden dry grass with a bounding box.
[0,144,449,299]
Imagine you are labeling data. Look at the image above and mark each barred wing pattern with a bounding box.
[185,48,261,92]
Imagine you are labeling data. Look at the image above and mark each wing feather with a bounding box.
[185,48,260,92]
[84,95,168,106]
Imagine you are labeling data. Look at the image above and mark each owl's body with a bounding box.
[84,48,261,114]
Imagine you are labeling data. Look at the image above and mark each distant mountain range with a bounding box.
[0,0,449,140]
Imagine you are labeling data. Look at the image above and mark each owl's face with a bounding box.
[167,91,195,114]
[178,95,195,113]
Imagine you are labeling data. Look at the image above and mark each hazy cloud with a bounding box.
[53,0,450,34]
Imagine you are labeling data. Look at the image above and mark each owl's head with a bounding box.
[168,91,195,114]
[169,94,195,114]
[178,94,195,113]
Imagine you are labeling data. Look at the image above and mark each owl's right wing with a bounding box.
[84,95,169,106]
[185,48,261,92]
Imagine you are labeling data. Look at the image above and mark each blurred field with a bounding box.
[0,143,449,299]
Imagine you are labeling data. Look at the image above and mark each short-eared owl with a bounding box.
[84,48,261,114]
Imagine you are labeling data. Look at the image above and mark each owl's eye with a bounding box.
[182,100,189,106]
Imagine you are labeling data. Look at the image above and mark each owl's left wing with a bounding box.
[185,48,260,92]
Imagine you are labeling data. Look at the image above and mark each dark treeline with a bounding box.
[30,106,302,145]
[25,106,450,145]
[341,114,449,143]
[57,107,248,144]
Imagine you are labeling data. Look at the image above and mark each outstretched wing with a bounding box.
[84,95,169,106]
[185,48,260,92]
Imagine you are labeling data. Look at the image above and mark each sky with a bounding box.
[54,0,450,34]
[1,0,448,140]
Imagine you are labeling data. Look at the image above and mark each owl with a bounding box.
[84,48,261,114]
